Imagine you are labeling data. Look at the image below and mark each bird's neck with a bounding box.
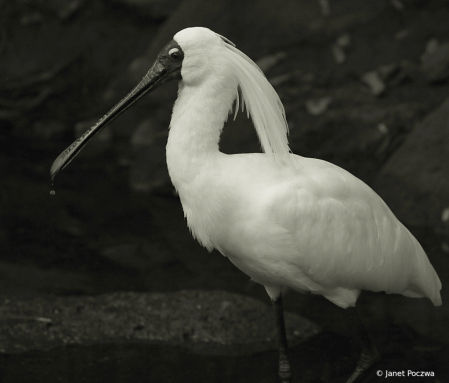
[166,78,237,188]
[166,78,237,251]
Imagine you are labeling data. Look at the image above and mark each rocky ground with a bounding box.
[1,0,449,382]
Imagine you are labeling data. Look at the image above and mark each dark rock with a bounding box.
[375,97,449,226]
[288,81,425,178]
[0,290,320,355]
[129,147,170,191]
[103,0,390,106]
[130,117,162,147]
[108,0,184,20]
[305,96,333,116]
[127,111,172,191]
[331,33,351,64]
[388,60,419,86]
[421,41,449,83]
[256,51,287,73]
[0,262,107,296]
[378,63,400,82]
[101,240,175,269]
[361,70,386,96]
[20,12,44,26]
[33,120,66,140]
[43,0,87,20]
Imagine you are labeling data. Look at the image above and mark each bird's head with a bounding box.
[50,27,235,180]
[173,27,234,86]
[50,27,291,181]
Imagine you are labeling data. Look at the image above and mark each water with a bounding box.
[0,329,446,383]
[0,334,348,383]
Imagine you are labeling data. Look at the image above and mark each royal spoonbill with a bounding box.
[51,27,442,383]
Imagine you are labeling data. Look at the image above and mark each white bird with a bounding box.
[51,27,442,383]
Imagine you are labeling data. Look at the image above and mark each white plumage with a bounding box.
[50,26,442,383]
[167,27,441,308]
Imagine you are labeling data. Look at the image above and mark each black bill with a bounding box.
[50,40,184,181]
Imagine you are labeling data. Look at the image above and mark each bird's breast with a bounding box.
[170,164,228,252]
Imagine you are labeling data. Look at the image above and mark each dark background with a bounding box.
[0,0,448,382]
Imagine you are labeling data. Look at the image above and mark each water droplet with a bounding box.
[50,190,55,195]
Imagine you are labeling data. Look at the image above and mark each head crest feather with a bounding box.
[220,40,295,166]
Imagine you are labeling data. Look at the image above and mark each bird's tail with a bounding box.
[403,254,442,306]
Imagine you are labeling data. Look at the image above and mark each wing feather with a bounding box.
[265,157,441,305]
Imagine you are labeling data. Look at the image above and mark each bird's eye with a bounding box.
[168,48,182,61]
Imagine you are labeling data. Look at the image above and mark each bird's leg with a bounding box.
[345,306,381,383]
[272,296,292,383]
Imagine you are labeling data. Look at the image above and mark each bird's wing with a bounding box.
[264,157,440,302]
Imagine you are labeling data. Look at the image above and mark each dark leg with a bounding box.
[272,296,292,383]
[346,307,381,383]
